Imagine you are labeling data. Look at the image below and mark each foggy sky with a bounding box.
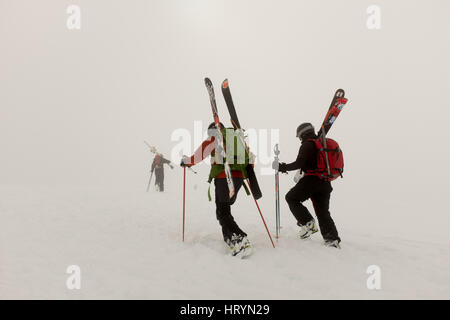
[1,1,449,240]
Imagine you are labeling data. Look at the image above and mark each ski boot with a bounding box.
[238,236,252,258]
[324,239,341,249]
[227,234,252,258]
[298,219,319,239]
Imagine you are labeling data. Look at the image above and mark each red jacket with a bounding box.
[186,136,245,179]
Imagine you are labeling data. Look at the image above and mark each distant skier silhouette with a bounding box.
[151,153,173,192]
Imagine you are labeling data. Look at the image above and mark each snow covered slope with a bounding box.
[1,183,449,300]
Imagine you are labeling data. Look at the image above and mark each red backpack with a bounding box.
[154,154,162,166]
[305,138,344,181]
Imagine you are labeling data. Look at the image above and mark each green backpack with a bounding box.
[207,128,251,200]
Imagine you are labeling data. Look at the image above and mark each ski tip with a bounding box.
[204,77,212,85]
[222,79,229,89]
[336,89,345,97]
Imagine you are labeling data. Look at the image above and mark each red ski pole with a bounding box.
[182,167,186,242]
[246,180,275,248]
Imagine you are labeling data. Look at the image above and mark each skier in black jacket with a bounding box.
[151,153,173,192]
[273,123,341,248]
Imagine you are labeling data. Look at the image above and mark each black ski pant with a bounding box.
[155,168,164,192]
[214,177,247,243]
[285,176,340,242]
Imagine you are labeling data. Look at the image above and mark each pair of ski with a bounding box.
[277,89,349,238]
[292,89,349,183]
[317,89,348,178]
[204,78,275,251]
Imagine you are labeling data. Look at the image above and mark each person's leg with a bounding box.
[160,169,164,192]
[311,182,340,242]
[155,169,163,191]
[215,178,246,242]
[229,177,243,206]
[285,177,315,225]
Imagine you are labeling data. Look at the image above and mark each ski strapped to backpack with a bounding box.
[221,79,263,200]
[204,78,236,199]
[217,78,275,248]
[312,88,347,181]
[294,89,348,183]
[317,89,348,137]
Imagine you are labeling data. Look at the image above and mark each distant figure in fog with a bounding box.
[151,153,173,192]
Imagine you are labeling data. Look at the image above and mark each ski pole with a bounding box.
[276,174,280,237]
[275,174,280,239]
[274,144,280,239]
[182,167,186,242]
[187,167,197,174]
[246,180,275,248]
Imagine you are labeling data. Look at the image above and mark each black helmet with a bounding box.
[296,123,315,139]
[207,122,224,136]
[208,122,224,130]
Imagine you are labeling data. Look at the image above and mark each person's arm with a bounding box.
[278,142,315,172]
[181,137,216,167]
[161,157,173,167]
[165,159,174,169]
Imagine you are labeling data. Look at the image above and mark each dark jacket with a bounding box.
[151,154,171,173]
[279,133,318,173]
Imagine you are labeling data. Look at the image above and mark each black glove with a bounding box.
[180,156,190,168]
[278,162,288,173]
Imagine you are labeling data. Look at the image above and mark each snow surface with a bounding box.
[1,179,449,300]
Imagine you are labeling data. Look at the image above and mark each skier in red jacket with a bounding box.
[151,153,173,192]
[180,122,251,257]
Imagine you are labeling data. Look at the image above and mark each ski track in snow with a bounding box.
[1,185,449,299]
